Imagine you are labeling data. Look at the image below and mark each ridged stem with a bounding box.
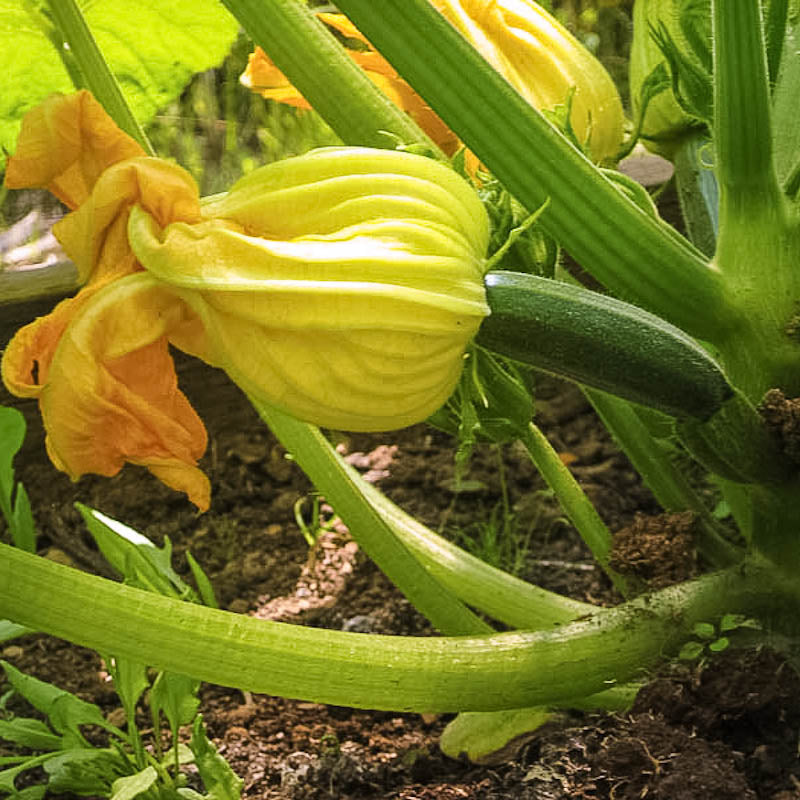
[2,545,793,712]
[219,0,439,152]
[712,0,777,195]
[333,0,735,344]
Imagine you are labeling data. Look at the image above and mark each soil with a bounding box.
[1,359,800,798]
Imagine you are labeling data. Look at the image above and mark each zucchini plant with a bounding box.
[2,0,800,760]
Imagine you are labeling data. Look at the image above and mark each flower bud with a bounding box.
[629,0,711,157]
[128,147,490,432]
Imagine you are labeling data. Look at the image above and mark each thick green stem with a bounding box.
[709,6,800,404]
[519,423,627,595]
[46,0,153,154]
[254,399,491,636]
[2,545,795,712]
[220,0,439,153]
[334,0,736,343]
[348,456,594,629]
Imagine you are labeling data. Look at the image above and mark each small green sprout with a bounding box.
[678,615,762,662]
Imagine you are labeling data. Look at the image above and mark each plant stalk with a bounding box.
[712,0,777,195]
[340,446,595,629]
[518,423,627,595]
[253,399,491,636]
[220,0,440,153]
[2,544,795,712]
[585,389,743,568]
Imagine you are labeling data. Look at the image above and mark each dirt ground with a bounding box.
[2,366,799,799]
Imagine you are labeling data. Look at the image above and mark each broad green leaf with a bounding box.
[0,0,239,168]
[0,717,62,751]
[110,766,158,800]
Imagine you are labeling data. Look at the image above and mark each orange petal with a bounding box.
[0,280,111,398]
[53,157,202,284]
[4,90,144,209]
[241,19,464,158]
[241,47,312,109]
[3,274,210,510]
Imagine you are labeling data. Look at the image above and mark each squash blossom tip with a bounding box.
[242,1,625,165]
[1,93,490,508]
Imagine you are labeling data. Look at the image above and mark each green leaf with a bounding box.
[11,785,47,800]
[0,407,36,553]
[0,717,62,751]
[44,748,126,795]
[77,504,196,600]
[719,613,761,632]
[110,766,158,800]
[0,407,26,525]
[440,707,553,763]
[0,620,31,643]
[150,671,200,732]
[188,716,243,800]
[186,551,219,609]
[0,0,239,168]
[678,640,705,661]
[0,661,112,740]
[708,636,730,653]
[105,655,149,728]
[11,483,37,554]
[692,621,717,640]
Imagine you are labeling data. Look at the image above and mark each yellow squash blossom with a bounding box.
[2,92,489,510]
[3,91,209,509]
[242,1,624,163]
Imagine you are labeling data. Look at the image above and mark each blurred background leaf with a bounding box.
[0,0,240,170]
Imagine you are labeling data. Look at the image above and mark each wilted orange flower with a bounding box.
[241,2,624,164]
[2,91,211,509]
